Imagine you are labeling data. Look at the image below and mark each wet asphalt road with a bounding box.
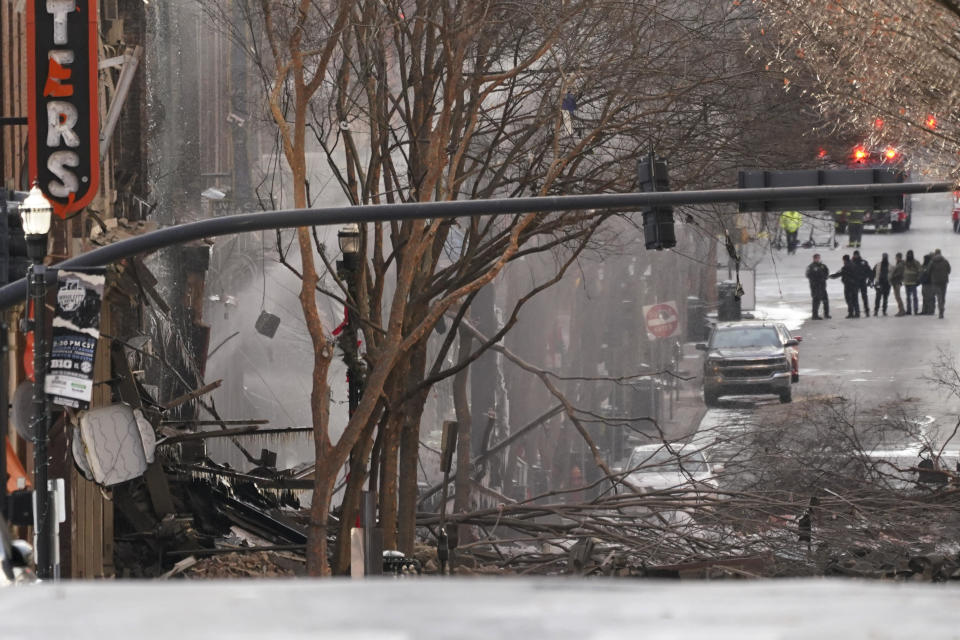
[711,191,960,443]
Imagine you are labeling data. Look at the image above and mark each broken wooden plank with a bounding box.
[177,464,314,490]
[157,426,311,445]
[157,425,258,443]
[111,342,144,408]
[163,380,222,411]
[159,556,197,580]
[130,258,170,313]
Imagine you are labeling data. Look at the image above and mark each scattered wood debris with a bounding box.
[180,551,305,579]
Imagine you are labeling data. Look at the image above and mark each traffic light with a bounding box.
[852,145,868,163]
[0,189,30,286]
[883,147,898,161]
[636,154,676,250]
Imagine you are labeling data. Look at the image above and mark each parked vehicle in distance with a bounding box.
[890,195,912,232]
[618,442,716,494]
[613,442,718,525]
[696,321,796,406]
[774,323,801,383]
[952,192,960,232]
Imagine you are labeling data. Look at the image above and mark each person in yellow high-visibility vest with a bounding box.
[779,210,802,254]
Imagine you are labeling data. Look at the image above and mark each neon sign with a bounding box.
[27,0,99,220]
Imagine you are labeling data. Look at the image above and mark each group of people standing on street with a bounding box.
[805,249,952,320]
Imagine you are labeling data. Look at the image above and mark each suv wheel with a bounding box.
[779,387,792,404]
[704,389,719,407]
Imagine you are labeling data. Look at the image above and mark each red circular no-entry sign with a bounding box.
[645,302,679,339]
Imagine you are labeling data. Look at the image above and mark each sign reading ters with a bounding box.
[27,0,100,219]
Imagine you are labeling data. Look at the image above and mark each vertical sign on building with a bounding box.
[26,0,100,220]
[46,269,104,410]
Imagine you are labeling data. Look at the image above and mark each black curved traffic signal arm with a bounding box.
[0,182,948,310]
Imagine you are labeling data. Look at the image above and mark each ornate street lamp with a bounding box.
[20,182,53,580]
[337,223,360,256]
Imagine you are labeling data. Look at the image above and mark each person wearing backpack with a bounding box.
[902,250,922,315]
[927,248,952,319]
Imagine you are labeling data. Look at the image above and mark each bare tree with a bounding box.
[751,0,960,177]
[200,0,851,575]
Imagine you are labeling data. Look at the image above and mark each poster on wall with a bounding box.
[45,269,105,409]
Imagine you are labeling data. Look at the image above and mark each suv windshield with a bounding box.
[711,327,782,349]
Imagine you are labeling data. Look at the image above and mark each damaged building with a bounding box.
[0,0,330,578]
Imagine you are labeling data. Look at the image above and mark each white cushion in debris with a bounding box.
[78,404,157,486]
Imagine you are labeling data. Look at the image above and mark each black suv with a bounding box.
[696,321,796,406]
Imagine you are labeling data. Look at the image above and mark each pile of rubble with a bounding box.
[172,551,305,579]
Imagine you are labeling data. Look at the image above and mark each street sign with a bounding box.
[737,168,905,213]
[643,301,680,340]
[26,0,100,219]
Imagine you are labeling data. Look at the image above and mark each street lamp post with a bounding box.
[21,183,53,580]
[336,223,362,417]
[336,224,380,574]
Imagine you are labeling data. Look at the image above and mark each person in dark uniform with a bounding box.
[872,253,891,316]
[928,248,951,319]
[847,209,865,248]
[830,254,861,318]
[852,250,873,317]
[805,253,831,320]
[920,253,935,315]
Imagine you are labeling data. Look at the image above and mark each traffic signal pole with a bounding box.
[0,181,948,311]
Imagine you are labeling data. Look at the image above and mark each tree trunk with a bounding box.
[307,456,336,576]
[332,418,377,574]
[452,328,474,545]
[378,409,402,550]
[396,344,428,554]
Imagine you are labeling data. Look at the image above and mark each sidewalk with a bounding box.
[635,342,706,442]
